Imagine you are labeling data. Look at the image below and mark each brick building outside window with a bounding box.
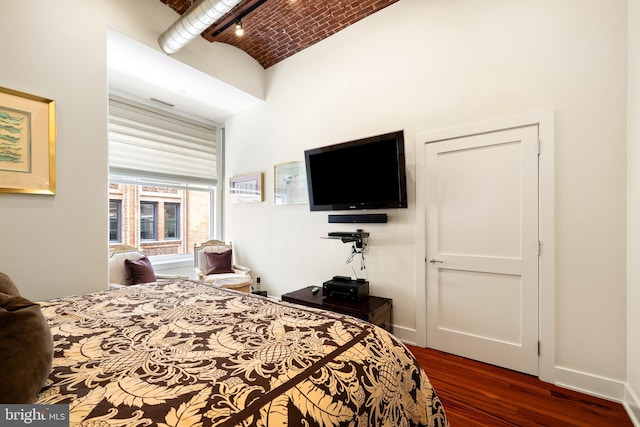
[109,182,211,257]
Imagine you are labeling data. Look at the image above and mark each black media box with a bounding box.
[322,279,369,302]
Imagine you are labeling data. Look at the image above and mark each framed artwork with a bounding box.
[0,86,56,195]
[274,161,308,205]
[229,172,263,203]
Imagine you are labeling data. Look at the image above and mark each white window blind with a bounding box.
[109,94,219,186]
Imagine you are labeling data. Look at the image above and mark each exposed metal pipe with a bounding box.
[158,0,243,55]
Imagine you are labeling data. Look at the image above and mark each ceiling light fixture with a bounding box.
[235,21,244,37]
[210,0,269,38]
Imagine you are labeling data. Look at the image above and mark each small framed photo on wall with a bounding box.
[229,172,263,203]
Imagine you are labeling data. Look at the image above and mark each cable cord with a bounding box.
[345,240,367,270]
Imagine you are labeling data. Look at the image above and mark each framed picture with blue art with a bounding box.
[0,86,56,195]
[274,161,308,205]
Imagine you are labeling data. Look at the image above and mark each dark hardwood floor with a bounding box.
[406,344,633,427]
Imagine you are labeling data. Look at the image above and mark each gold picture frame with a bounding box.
[0,86,56,195]
[274,161,308,205]
[229,172,263,203]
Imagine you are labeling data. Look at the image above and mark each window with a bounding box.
[108,94,221,257]
[140,202,157,241]
[164,203,180,239]
[109,200,121,242]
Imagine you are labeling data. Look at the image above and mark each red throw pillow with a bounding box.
[205,251,234,275]
[124,256,157,285]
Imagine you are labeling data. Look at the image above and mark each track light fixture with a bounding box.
[235,21,244,37]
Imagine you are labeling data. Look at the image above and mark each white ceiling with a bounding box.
[107,30,262,123]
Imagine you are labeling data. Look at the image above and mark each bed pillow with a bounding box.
[0,292,53,403]
[0,272,21,296]
[124,256,157,285]
[205,250,234,275]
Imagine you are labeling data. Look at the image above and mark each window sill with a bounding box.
[149,254,193,265]
[149,253,192,267]
[149,254,194,279]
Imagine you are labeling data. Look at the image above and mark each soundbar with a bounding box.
[328,214,388,224]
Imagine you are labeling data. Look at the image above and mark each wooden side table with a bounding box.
[281,286,392,332]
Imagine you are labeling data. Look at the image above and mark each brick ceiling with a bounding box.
[159,0,399,69]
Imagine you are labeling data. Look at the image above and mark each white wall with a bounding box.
[627,0,640,422]
[0,0,633,407]
[0,0,262,300]
[225,0,629,397]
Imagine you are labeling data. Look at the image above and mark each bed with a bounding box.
[34,280,448,426]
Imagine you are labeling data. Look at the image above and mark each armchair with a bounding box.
[108,245,185,289]
[194,240,252,291]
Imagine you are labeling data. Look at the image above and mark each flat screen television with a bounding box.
[304,130,408,211]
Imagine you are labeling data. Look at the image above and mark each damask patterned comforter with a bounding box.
[36,280,448,426]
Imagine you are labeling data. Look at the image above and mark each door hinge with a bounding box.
[538,341,541,356]
[537,240,541,256]
[537,140,541,155]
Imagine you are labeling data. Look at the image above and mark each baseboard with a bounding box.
[391,325,416,344]
[395,334,632,413]
[554,365,626,402]
[624,384,640,426]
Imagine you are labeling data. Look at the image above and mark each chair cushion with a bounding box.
[125,256,157,285]
[203,272,248,284]
[205,250,234,275]
[0,292,53,403]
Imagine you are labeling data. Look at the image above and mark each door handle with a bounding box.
[429,259,443,264]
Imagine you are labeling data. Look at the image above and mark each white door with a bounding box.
[425,125,539,375]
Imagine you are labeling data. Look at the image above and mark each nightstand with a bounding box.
[281,286,392,332]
